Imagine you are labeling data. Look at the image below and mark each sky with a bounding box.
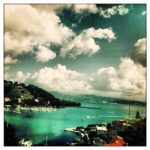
[4,4,146,101]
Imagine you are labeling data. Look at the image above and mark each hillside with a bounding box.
[50,91,146,106]
[4,80,81,108]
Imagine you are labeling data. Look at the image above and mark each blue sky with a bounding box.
[4,4,146,101]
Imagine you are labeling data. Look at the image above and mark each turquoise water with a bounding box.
[4,102,146,145]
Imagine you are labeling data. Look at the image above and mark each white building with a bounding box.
[96,126,107,135]
[4,97,11,102]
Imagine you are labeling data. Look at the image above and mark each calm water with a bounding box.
[4,102,146,145]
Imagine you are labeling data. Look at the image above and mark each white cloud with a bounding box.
[4,4,128,63]
[32,4,129,19]
[5,58,146,100]
[73,4,98,14]
[60,27,116,58]
[5,32,33,56]
[90,67,116,91]
[33,4,97,14]
[35,45,56,62]
[32,64,90,93]
[4,5,74,59]
[4,66,10,80]
[113,58,145,93]
[71,4,129,19]
[4,55,18,65]
[32,4,71,12]
[90,57,146,100]
[98,5,129,18]
[5,64,91,94]
[5,69,31,82]
[117,5,129,15]
[131,38,146,66]
[9,71,31,82]
[84,27,116,41]
[134,38,146,53]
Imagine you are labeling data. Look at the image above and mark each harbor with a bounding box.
[64,111,146,146]
[4,100,146,146]
[4,3,147,147]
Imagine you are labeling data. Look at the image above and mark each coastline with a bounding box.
[4,103,146,146]
[4,105,57,113]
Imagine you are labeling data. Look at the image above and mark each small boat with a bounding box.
[85,115,90,119]
[64,128,76,132]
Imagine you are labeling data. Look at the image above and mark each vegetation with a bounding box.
[4,80,81,108]
[4,121,18,146]
[118,118,146,146]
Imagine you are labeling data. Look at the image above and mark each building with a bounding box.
[4,97,11,102]
[104,135,128,146]
[96,126,107,135]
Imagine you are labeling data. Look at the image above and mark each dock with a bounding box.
[64,128,81,133]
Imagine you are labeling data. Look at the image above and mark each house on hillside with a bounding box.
[96,126,107,135]
[4,97,11,102]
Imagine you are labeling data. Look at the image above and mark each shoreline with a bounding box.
[4,105,57,113]
[4,104,146,146]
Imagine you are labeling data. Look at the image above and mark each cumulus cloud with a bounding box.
[32,64,91,93]
[4,4,127,63]
[5,64,91,94]
[5,69,31,82]
[117,5,129,15]
[4,55,18,65]
[35,45,56,62]
[90,67,116,91]
[98,5,129,18]
[113,58,145,93]
[69,4,129,18]
[4,5,74,60]
[4,66,10,80]
[5,58,146,100]
[60,27,116,58]
[90,57,146,100]
[6,71,31,82]
[15,71,31,82]
[32,4,71,12]
[33,4,129,19]
[73,4,98,14]
[131,38,146,66]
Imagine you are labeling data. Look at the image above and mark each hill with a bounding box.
[4,80,81,108]
[50,91,146,106]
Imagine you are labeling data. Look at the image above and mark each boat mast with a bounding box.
[128,104,130,118]
[45,134,48,146]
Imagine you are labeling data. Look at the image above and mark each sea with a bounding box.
[4,98,146,146]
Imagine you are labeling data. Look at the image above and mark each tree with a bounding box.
[136,110,141,119]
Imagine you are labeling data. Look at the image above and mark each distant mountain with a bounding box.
[4,80,146,108]
[4,80,81,108]
[50,91,146,106]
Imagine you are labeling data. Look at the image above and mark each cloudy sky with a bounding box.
[4,4,146,101]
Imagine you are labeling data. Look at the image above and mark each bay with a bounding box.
[4,101,146,146]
